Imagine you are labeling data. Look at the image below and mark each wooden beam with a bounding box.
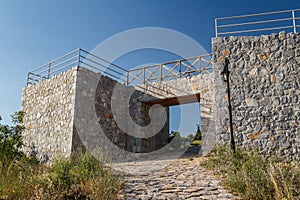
[141,93,200,107]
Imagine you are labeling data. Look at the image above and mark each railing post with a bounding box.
[292,10,297,33]
[48,63,51,79]
[179,61,182,78]
[160,64,163,81]
[126,71,129,86]
[198,57,201,72]
[143,68,146,84]
[77,48,81,67]
[27,73,30,86]
[215,18,218,37]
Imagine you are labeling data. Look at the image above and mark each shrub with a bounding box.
[0,152,123,200]
[0,113,123,200]
[201,146,300,200]
[34,152,123,200]
[0,111,26,174]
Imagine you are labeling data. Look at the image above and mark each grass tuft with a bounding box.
[201,146,300,200]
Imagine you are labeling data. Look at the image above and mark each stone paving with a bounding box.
[117,153,240,200]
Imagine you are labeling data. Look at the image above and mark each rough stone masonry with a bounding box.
[213,32,300,162]
[21,66,214,162]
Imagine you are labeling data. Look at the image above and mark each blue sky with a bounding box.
[1,0,300,134]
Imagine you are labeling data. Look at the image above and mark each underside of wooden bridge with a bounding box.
[140,93,200,107]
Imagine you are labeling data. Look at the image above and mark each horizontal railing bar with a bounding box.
[30,48,79,72]
[142,65,161,71]
[45,61,78,77]
[128,64,161,72]
[28,72,48,79]
[136,67,212,83]
[216,8,300,21]
[35,55,78,75]
[46,55,78,70]
[128,54,212,72]
[80,56,124,76]
[158,57,196,66]
[147,69,213,80]
[128,62,212,84]
[160,55,210,66]
[79,62,106,74]
[80,49,127,72]
[80,61,126,82]
[27,77,39,81]
[218,17,293,28]
[219,25,294,36]
[199,57,213,62]
[27,77,42,83]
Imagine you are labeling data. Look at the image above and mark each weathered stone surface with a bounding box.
[213,32,300,161]
[21,66,215,161]
[21,68,78,161]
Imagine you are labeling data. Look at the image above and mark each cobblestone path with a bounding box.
[118,157,240,200]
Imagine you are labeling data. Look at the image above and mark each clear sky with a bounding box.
[1,0,299,134]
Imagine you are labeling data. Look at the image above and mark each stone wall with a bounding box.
[21,67,171,161]
[213,32,300,161]
[21,68,77,161]
[21,65,215,161]
[73,67,169,155]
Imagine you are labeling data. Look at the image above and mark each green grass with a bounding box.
[200,146,300,200]
[0,152,123,200]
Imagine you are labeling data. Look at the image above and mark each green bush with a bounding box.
[201,146,300,200]
[0,113,123,200]
[1,151,123,200]
[0,111,26,174]
[35,152,123,200]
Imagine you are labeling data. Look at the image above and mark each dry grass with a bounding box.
[201,146,300,200]
[0,152,123,200]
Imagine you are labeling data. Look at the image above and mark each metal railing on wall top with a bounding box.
[26,48,212,86]
[215,8,300,37]
[26,48,127,85]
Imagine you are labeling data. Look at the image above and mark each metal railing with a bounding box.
[215,8,300,37]
[126,54,213,85]
[27,48,127,85]
[27,49,213,86]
